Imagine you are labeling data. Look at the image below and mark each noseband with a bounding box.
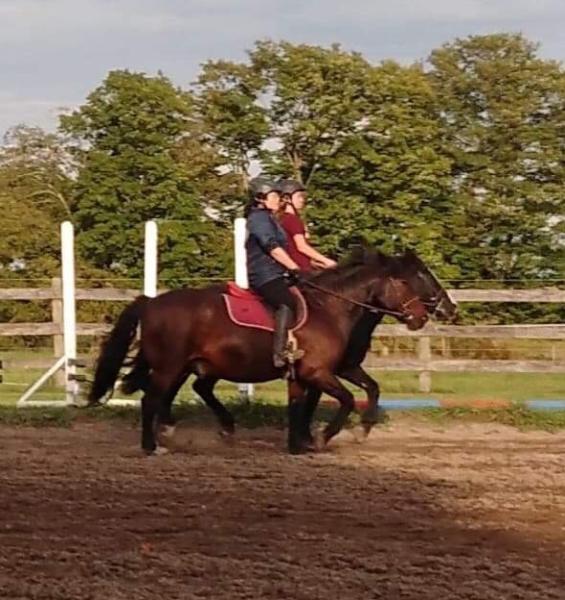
[386,277,426,321]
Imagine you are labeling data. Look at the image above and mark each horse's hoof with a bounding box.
[352,426,370,444]
[219,422,235,437]
[288,445,308,455]
[219,429,235,444]
[314,429,327,451]
[223,422,236,435]
[159,424,176,439]
[147,446,169,456]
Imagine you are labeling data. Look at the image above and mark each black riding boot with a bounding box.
[273,305,293,368]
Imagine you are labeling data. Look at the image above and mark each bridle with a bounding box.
[300,276,425,320]
[387,277,427,321]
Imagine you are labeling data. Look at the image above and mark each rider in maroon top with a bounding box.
[278,179,337,272]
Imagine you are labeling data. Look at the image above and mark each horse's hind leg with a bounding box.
[302,387,322,444]
[157,373,190,441]
[306,371,356,447]
[338,365,381,437]
[192,377,235,435]
[288,380,319,454]
[141,370,182,455]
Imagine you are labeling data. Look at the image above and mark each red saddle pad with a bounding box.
[222,282,307,332]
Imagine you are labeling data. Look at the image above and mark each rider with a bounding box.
[245,177,302,368]
[278,179,337,271]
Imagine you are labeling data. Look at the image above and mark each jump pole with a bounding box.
[61,221,78,404]
[17,221,77,407]
[108,220,158,406]
[144,220,158,298]
[234,218,254,401]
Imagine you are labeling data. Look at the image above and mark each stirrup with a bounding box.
[286,332,305,365]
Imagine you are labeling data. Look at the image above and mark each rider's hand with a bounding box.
[323,258,338,269]
[285,269,303,286]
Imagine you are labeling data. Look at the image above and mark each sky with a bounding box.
[0,0,563,138]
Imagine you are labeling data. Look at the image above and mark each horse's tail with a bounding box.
[121,349,150,395]
[88,295,151,405]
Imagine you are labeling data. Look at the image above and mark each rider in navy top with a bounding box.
[245,177,302,368]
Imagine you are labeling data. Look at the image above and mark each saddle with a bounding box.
[222,282,308,332]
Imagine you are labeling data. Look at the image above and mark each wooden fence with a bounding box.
[1,278,564,392]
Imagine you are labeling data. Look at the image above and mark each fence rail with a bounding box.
[2,322,565,340]
[2,286,565,303]
[1,280,564,392]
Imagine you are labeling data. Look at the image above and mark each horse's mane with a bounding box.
[303,247,407,298]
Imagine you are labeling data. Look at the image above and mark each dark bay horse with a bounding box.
[88,250,449,454]
[296,249,457,445]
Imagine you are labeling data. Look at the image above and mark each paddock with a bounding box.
[1,221,565,598]
[1,418,564,599]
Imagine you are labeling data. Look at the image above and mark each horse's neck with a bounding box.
[316,267,382,339]
[353,310,383,342]
[344,311,384,363]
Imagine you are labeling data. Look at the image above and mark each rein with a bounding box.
[300,277,418,318]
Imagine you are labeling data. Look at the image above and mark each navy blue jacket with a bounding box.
[246,207,288,288]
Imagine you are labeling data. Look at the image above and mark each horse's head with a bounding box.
[398,250,458,322]
[377,277,430,331]
[346,245,457,324]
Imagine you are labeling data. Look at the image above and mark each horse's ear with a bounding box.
[348,244,366,264]
[403,248,418,262]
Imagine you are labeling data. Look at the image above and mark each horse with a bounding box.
[88,249,448,454]
[294,248,457,445]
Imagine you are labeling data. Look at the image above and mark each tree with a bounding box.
[0,126,73,280]
[0,126,75,324]
[308,61,455,275]
[60,70,233,286]
[195,60,268,193]
[251,41,372,184]
[428,33,565,284]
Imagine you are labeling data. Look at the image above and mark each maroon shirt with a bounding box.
[279,213,312,271]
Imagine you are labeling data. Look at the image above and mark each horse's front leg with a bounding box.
[305,371,356,447]
[287,379,315,454]
[141,370,181,455]
[157,373,190,441]
[302,387,322,445]
[338,365,381,437]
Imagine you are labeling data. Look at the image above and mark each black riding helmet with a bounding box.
[278,178,306,197]
[248,176,282,200]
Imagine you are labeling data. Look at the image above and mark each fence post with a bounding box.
[51,277,65,387]
[61,221,78,404]
[234,218,253,401]
[418,336,432,393]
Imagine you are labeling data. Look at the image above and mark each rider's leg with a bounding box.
[273,304,293,368]
[255,277,297,367]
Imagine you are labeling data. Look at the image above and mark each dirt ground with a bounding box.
[0,419,564,600]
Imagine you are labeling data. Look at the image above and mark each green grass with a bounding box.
[413,406,565,432]
[1,346,564,412]
[1,401,564,432]
[1,362,564,406]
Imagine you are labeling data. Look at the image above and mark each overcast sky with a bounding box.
[0,0,563,138]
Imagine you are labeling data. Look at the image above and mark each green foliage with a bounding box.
[196,60,268,191]
[1,35,564,331]
[418,405,565,432]
[0,126,71,279]
[2,403,565,433]
[60,70,233,286]
[429,33,564,283]
[251,41,372,184]
[0,126,75,324]
[309,61,455,275]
